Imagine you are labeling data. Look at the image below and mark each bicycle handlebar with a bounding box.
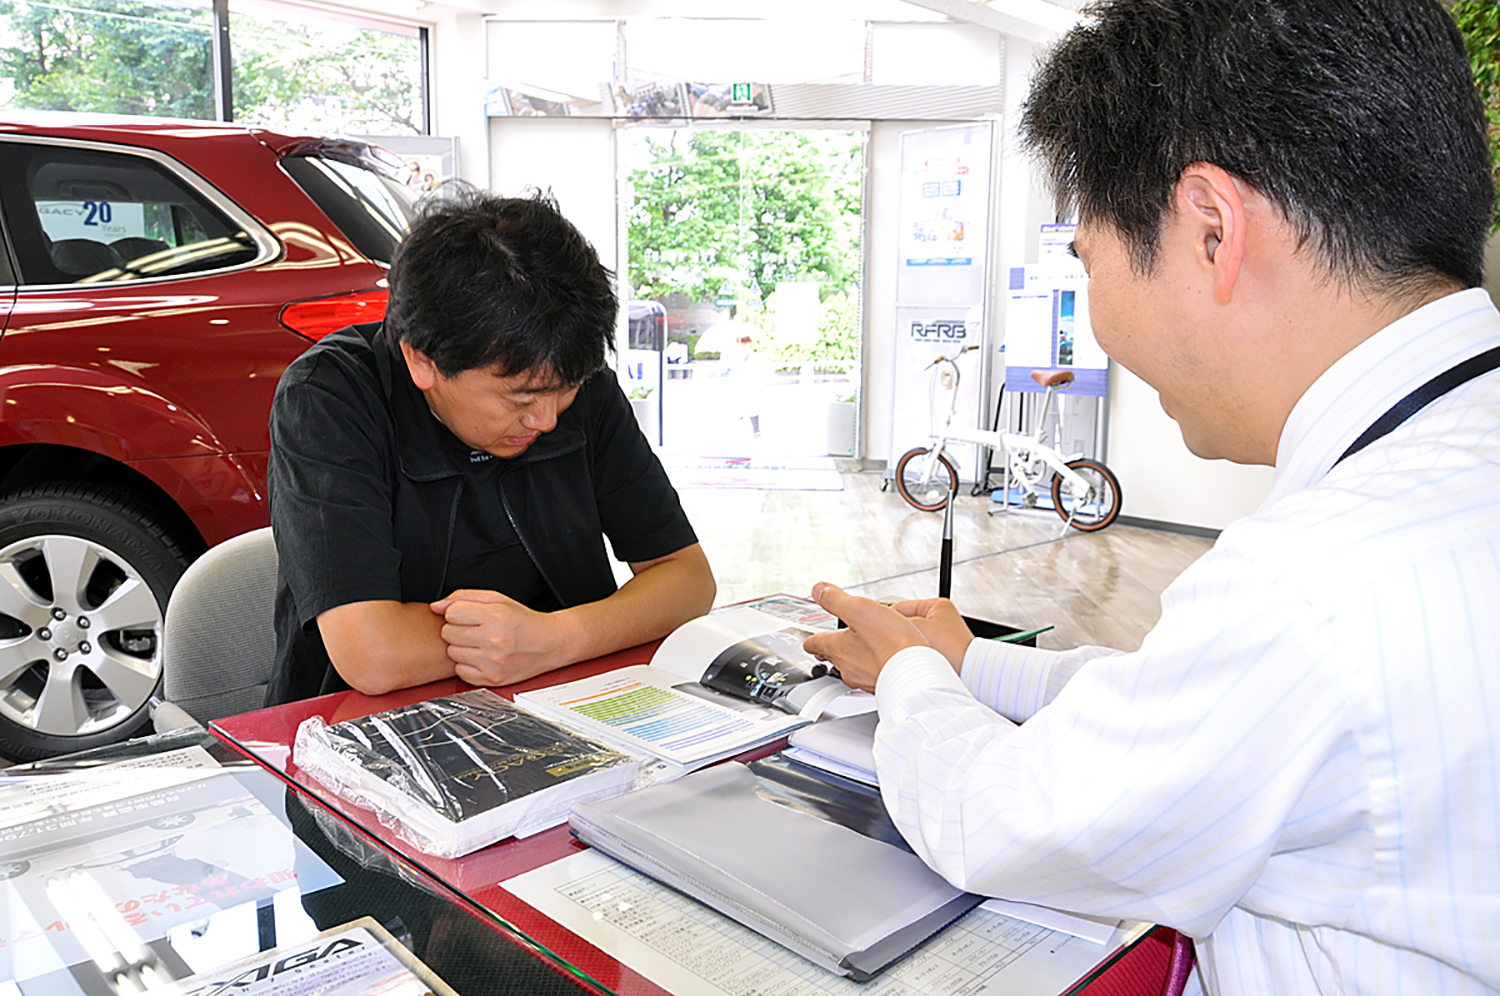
[925,344,982,368]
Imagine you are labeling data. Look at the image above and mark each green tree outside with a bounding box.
[0,0,214,118]
[1454,0,1500,230]
[0,0,420,135]
[626,129,865,363]
[231,12,422,135]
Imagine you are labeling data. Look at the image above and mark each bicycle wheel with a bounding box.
[894,447,958,512]
[1051,458,1122,532]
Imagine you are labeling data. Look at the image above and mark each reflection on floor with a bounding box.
[678,470,1216,654]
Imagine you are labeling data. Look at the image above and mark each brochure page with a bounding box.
[515,665,806,768]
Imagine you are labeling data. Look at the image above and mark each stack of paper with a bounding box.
[783,711,879,785]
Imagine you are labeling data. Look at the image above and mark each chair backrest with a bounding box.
[110,236,171,262]
[50,238,124,276]
[162,527,279,722]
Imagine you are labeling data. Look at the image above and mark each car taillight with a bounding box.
[279,289,389,341]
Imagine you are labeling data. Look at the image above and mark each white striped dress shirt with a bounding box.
[873,288,1500,995]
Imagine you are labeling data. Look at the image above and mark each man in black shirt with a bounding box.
[266,189,715,705]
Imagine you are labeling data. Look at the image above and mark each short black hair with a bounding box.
[383,186,617,382]
[1019,0,1495,295]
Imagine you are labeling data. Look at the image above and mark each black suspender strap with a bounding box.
[1333,343,1500,468]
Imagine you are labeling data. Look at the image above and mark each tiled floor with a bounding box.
[678,469,1216,654]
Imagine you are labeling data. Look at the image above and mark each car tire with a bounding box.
[0,483,192,762]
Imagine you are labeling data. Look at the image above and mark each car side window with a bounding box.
[281,155,415,266]
[0,141,260,286]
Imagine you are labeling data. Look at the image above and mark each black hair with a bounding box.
[1019,0,1495,295]
[383,186,617,382]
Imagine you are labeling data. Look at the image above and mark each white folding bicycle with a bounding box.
[893,345,1122,532]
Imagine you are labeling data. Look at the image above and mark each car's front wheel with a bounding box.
[0,483,191,762]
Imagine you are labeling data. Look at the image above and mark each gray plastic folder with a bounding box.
[569,757,981,981]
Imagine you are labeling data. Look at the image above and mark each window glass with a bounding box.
[0,142,259,285]
[280,156,415,265]
[622,127,866,456]
[0,0,215,118]
[230,0,423,136]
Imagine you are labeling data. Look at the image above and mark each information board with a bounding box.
[888,123,996,482]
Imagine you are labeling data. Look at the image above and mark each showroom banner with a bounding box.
[887,122,996,483]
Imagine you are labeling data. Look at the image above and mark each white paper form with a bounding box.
[503,849,1134,996]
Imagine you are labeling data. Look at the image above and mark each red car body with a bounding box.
[0,112,406,759]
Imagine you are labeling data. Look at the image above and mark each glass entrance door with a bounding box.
[620,127,866,459]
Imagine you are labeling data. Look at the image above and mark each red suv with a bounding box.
[0,112,414,760]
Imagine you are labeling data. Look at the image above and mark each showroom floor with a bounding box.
[676,468,1215,655]
[0,472,1208,770]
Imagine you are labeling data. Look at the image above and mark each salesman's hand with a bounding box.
[885,596,975,672]
[802,583,932,693]
[431,589,571,686]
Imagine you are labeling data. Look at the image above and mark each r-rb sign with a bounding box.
[910,320,967,341]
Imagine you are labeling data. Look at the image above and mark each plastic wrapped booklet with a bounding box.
[293,690,637,858]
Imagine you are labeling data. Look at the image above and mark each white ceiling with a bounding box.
[309,0,1084,44]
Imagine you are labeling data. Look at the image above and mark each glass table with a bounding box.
[0,726,604,995]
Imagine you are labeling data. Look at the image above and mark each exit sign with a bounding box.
[732,83,752,103]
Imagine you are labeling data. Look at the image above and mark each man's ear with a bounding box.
[1176,163,1246,306]
[400,341,439,391]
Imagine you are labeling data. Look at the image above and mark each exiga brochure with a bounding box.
[514,600,876,774]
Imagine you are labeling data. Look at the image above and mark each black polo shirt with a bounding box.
[265,322,698,705]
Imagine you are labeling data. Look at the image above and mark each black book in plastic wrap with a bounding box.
[293,689,637,858]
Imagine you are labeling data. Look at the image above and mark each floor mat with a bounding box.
[659,454,845,491]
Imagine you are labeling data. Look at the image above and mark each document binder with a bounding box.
[570,755,981,981]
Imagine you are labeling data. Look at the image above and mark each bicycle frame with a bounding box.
[912,351,1096,505]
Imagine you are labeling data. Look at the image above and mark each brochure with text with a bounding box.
[516,600,873,774]
[515,664,806,771]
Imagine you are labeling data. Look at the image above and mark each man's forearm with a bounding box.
[321,545,715,692]
[550,544,716,664]
[318,600,457,695]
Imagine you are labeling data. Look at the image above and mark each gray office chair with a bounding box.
[156,527,279,727]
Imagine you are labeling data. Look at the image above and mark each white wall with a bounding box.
[1485,228,1500,306]
[429,13,492,187]
[869,22,1004,85]
[1106,366,1275,531]
[864,120,918,470]
[862,37,1053,468]
[486,117,618,277]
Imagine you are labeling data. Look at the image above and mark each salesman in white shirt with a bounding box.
[805,2,1500,994]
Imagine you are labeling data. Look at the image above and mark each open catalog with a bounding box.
[515,595,875,779]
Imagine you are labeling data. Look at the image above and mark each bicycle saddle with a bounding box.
[1030,369,1075,388]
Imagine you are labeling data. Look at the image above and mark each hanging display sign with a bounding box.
[888,122,996,482]
[1003,223,1109,396]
